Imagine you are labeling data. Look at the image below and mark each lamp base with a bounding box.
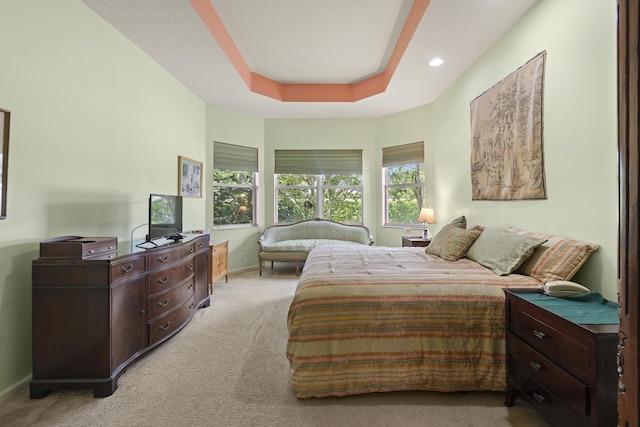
[422,229,429,240]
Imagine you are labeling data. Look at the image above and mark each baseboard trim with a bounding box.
[0,374,31,404]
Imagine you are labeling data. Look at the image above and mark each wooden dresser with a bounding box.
[30,234,210,398]
[503,288,618,427]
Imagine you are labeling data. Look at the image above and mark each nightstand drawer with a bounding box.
[509,334,588,417]
[509,361,587,426]
[510,305,590,376]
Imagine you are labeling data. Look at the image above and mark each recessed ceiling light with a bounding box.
[429,58,444,67]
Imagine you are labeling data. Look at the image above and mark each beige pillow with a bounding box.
[466,227,547,276]
[508,226,598,282]
[425,224,482,261]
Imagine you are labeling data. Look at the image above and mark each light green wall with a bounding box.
[0,0,207,398]
[205,105,265,271]
[0,0,618,402]
[263,119,377,233]
[373,104,435,246]
[428,0,617,299]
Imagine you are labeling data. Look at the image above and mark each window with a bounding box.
[383,142,425,227]
[274,149,363,224]
[213,141,258,227]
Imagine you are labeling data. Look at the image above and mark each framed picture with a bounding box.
[0,108,10,219]
[178,155,202,198]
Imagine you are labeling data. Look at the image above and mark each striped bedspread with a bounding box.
[286,245,542,398]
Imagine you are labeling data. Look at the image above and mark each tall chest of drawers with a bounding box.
[503,289,618,427]
[31,234,210,398]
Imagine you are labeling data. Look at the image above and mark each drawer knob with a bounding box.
[533,330,547,340]
[157,276,169,284]
[159,321,171,331]
[157,298,170,307]
[158,255,169,263]
[532,393,546,404]
[121,264,134,273]
[529,361,543,371]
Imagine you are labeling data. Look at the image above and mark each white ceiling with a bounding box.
[81,0,539,119]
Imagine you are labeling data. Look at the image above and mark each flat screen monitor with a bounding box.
[147,194,183,242]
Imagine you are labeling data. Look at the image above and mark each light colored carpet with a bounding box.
[0,267,549,427]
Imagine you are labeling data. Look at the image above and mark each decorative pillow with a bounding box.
[466,227,547,276]
[449,215,467,229]
[507,226,598,282]
[425,224,481,261]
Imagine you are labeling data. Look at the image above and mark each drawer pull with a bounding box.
[159,321,171,331]
[189,264,194,271]
[189,302,195,309]
[89,250,95,254]
[121,264,134,273]
[532,393,546,404]
[158,255,169,263]
[190,247,195,253]
[188,283,194,289]
[108,246,114,250]
[529,361,543,371]
[157,276,169,284]
[157,298,170,307]
[533,330,547,340]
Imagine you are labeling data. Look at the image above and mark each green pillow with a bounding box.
[449,215,467,229]
[466,227,547,275]
[425,224,481,261]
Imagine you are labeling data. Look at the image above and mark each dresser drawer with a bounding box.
[148,295,196,345]
[40,237,117,259]
[111,256,146,283]
[510,304,590,376]
[147,243,195,270]
[148,258,195,296]
[147,278,195,321]
[509,334,588,417]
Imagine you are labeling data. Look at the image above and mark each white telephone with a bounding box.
[543,281,590,297]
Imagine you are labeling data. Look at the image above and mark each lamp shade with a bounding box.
[417,208,436,224]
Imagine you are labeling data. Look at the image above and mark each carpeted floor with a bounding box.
[0,267,549,426]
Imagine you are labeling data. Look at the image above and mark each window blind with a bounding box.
[214,141,258,172]
[274,149,363,175]
[382,141,424,167]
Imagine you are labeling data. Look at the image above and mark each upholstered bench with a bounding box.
[258,218,374,275]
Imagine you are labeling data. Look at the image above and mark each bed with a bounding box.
[286,223,598,399]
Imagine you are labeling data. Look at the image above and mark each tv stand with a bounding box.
[30,233,210,398]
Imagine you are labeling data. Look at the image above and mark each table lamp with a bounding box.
[417,208,436,239]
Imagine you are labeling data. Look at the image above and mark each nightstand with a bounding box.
[402,235,430,247]
[503,288,618,427]
[209,239,229,294]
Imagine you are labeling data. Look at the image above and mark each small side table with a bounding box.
[209,240,229,294]
[402,235,430,247]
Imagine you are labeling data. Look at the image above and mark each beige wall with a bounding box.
[0,0,207,398]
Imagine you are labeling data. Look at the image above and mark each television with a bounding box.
[147,194,183,242]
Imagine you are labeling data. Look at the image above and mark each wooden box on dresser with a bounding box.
[503,288,618,427]
[30,234,210,398]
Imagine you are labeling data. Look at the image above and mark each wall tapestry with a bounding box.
[470,51,546,200]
